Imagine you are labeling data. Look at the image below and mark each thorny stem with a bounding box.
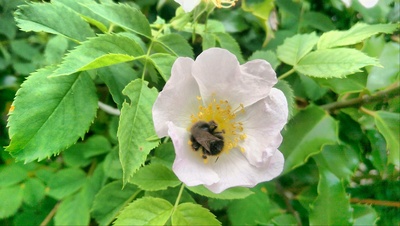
[350,198,400,207]
[40,202,61,226]
[322,82,400,112]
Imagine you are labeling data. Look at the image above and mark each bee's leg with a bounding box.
[201,147,208,159]
[190,136,201,151]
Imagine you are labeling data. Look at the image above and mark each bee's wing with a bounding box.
[195,132,220,152]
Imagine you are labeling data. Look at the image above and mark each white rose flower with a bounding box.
[152,48,288,193]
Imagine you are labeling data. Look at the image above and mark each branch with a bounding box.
[350,198,400,207]
[322,83,400,111]
[98,101,121,116]
[40,202,60,226]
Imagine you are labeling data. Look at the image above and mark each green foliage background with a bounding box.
[0,0,399,225]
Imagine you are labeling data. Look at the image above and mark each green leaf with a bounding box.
[154,33,194,57]
[295,48,380,78]
[202,33,216,50]
[172,203,221,226]
[0,163,28,187]
[22,178,46,206]
[313,145,359,182]
[54,192,90,226]
[227,186,281,225]
[366,130,388,175]
[277,32,319,66]
[309,167,353,225]
[315,72,367,94]
[148,53,177,81]
[318,23,398,49]
[98,63,139,109]
[44,35,69,65]
[14,2,94,42]
[248,50,280,70]
[129,163,181,191]
[82,135,112,158]
[352,205,379,225]
[213,32,244,63]
[118,79,159,185]
[47,168,87,200]
[374,111,400,167]
[145,186,196,206]
[84,3,151,37]
[0,185,23,218]
[152,142,175,169]
[103,146,123,180]
[366,42,400,91]
[275,80,295,119]
[53,34,144,76]
[302,11,336,32]
[6,67,98,162]
[187,185,253,200]
[91,181,139,226]
[114,197,173,225]
[269,214,298,225]
[280,105,338,174]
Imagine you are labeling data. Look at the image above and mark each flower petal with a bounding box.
[169,122,220,186]
[238,88,288,167]
[174,0,201,12]
[192,48,277,108]
[206,149,284,193]
[152,57,200,137]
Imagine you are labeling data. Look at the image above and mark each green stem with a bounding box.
[172,183,185,214]
[278,68,295,80]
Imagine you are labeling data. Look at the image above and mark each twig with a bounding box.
[276,182,302,226]
[322,83,400,111]
[98,101,120,116]
[350,198,400,207]
[40,201,61,226]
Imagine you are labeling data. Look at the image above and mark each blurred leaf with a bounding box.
[52,34,144,76]
[148,53,177,81]
[22,178,46,206]
[0,163,28,187]
[298,74,328,101]
[248,50,280,70]
[154,33,194,57]
[0,185,23,218]
[44,35,69,65]
[353,205,379,225]
[374,111,400,167]
[152,142,175,169]
[227,185,280,225]
[318,23,398,49]
[172,203,221,226]
[281,105,338,174]
[315,72,367,94]
[202,33,217,51]
[295,48,380,78]
[269,214,297,225]
[98,63,139,109]
[91,181,139,226]
[309,167,352,225]
[84,2,151,37]
[81,135,112,158]
[103,146,123,180]
[277,32,319,66]
[366,130,388,175]
[6,67,98,162]
[128,163,181,191]
[313,145,359,182]
[302,12,336,32]
[10,40,40,61]
[213,32,244,63]
[118,79,159,185]
[114,197,173,225]
[297,185,317,212]
[54,192,90,226]
[145,186,196,205]
[47,168,86,200]
[187,185,253,200]
[366,42,400,91]
[14,2,94,42]
[0,13,17,40]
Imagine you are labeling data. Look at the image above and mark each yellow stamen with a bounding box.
[211,0,237,8]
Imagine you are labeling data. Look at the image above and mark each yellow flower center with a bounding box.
[189,95,247,162]
[210,0,237,8]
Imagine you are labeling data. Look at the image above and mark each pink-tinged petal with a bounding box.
[152,57,200,137]
[205,149,284,193]
[238,88,288,167]
[174,0,201,12]
[192,48,277,108]
[169,122,220,186]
